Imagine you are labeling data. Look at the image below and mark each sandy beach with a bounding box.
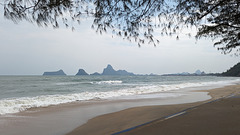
[0,83,239,135]
[67,84,240,135]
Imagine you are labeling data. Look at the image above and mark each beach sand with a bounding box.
[67,84,240,135]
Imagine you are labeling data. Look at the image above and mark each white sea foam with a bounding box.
[55,82,81,85]
[93,80,123,85]
[0,79,239,115]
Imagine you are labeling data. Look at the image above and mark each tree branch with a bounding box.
[223,23,240,29]
[198,0,226,20]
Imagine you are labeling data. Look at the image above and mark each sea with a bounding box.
[0,75,239,115]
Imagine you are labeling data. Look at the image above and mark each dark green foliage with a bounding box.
[178,0,240,55]
[222,63,240,77]
[2,0,240,54]
[3,0,73,28]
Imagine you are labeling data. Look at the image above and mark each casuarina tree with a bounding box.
[2,0,240,54]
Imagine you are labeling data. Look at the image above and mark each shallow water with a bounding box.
[0,75,239,135]
[0,75,239,115]
[0,90,210,135]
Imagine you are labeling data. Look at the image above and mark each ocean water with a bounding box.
[0,75,239,115]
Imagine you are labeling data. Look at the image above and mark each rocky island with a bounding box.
[90,72,101,75]
[162,70,206,76]
[102,64,135,76]
[76,69,89,75]
[74,64,135,76]
[43,69,66,76]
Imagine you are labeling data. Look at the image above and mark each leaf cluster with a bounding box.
[177,0,240,54]
[2,0,240,54]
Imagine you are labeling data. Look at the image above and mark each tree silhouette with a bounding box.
[2,0,240,54]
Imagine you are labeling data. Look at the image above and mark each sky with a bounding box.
[0,14,239,75]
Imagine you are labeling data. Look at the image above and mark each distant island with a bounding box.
[75,64,135,76]
[162,70,207,76]
[90,72,101,75]
[43,69,66,76]
[43,65,135,76]
[76,69,89,75]
[162,62,240,77]
[42,62,240,77]
[102,64,135,76]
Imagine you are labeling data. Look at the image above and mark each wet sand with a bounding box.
[67,84,240,135]
[0,84,239,135]
[0,88,210,135]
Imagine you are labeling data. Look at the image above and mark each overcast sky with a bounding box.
[0,15,239,75]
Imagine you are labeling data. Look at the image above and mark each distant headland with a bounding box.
[222,62,240,77]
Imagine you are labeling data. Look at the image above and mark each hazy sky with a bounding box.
[0,15,239,75]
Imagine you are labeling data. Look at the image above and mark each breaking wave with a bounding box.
[0,79,239,115]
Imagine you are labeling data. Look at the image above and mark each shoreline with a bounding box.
[121,85,240,135]
[0,84,239,135]
[66,84,240,135]
[0,90,209,135]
